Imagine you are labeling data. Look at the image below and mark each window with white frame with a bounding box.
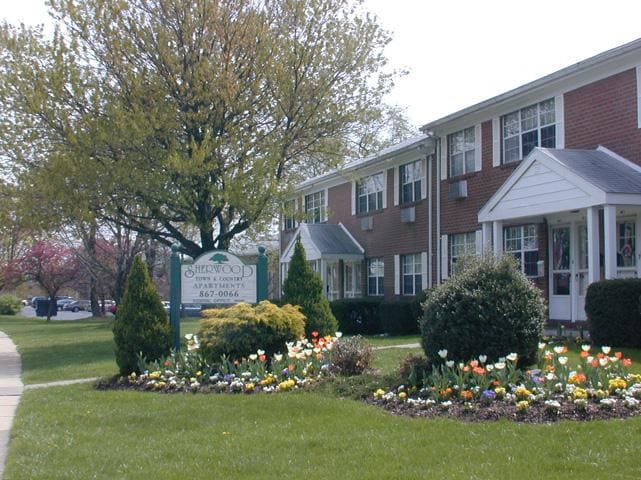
[367,257,384,296]
[448,127,475,177]
[450,232,476,272]
[283,199,297,231]
[344,261,363,298]
[399,160,422,204]
[357,173,384,214]
[305,191,325,224]
[401,253,422,296]
[504,224,539,276]
[502,98,555,164]
[617,219,636,277]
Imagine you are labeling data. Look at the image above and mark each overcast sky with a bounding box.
[3,0,641,129]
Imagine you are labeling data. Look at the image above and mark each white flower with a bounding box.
[184,333,194,340]
[445,360,455,368]
[587,356,594,363]
[249,354,258,361]
[494,362,506,370]
[599,357,609,367]
[274,354,283,362]
[486,364,494,372]
[506,353,518,362]
[610,356,619,363]
[538,342,546,350]
[554,346,565,354]
[581,344,591,352]
[438,349,448,359]
[558,356,568,365]
[478,355,487,364]
[545,372,556,381]
[624,396,640,408]
[601,346,611,354]
[335,332,343,338]
[257,349,265,356]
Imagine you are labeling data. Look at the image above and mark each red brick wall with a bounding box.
[329,168,429,299]
[564,68,641,164]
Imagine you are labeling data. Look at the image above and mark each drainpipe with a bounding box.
[428,153,433,288]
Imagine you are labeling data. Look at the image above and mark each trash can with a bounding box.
[35,299,57,317]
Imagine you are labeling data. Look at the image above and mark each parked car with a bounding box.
[30,296,48,308]
[108,303,117,314]
[57,298,75,311]
[63,300,91,312]
[181,304,203,317]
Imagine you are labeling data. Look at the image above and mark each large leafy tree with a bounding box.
[0,0,401,258]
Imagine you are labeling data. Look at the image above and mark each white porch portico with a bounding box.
[280,223,365,300]
[478,146,641,322]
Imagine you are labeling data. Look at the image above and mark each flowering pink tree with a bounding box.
[8,242,79,321]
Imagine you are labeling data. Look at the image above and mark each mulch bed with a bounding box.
[366,398,641,423]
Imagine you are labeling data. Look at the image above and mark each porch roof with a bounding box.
[478,146,641,223]
[281,223,364,263]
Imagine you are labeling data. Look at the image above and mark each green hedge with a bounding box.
[330,298,383,335]
[330,295,425,336]
[585,279,641,348]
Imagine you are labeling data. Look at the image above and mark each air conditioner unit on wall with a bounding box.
[400,207,415,223]
[361,216,373,231]
[448,180,468,199]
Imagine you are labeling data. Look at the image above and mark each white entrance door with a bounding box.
[549,223,589,321]
[325,261,339,300]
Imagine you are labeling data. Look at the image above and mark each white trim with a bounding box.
[492,221,503,256]
[587,206,600,284]
[597,145,641,173]
[637,213,641,279]
[323,188,328,222]
[338,223,365,254]
[394,255,400,295]
[428,155,433,288]
[474,124,482,172]
[482,222,493,252]
[281,226,302,263]
[393,166,399,206]
[637,66,641,129]
[440,136,447,180]
[555,94,565,149]
[350,181,356,215]
[492,118,500,167]
[604,205,617,279]
[440,235,449,280]
[421,252,428,289]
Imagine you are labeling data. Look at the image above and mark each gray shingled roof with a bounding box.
[545,148,641,193]
[305,224,363,255]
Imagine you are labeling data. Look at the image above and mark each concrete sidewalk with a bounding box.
[0,331,22,479]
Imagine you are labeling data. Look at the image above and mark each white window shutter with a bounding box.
[382,171,388,209]
[393,167,399,206]
[394,255,400,295]
[440,235,449,280]
[421,252,428,289]
[351,181,356,215]
[555,94,565,149]
[492,117,500,167]
[440,136,447,180]
[323,188,329,222]
[637,67,641,129]
[475,230,483,255]
[421,158,427,199]
[474,124,482,172]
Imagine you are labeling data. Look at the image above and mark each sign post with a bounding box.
[169,244,182,351]
[256,245,268,302]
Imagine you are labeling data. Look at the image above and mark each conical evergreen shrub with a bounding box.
[283,239,338,337]
[113,256,172,374]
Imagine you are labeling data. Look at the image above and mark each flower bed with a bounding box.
[99,332,340,394]
[369,344,641,422]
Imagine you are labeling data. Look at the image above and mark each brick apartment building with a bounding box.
[280,37,641,323]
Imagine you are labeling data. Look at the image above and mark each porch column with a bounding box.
[587,206,600,284]
[603,205,617,279]
[482,222,493,252]
[492,220,503,256]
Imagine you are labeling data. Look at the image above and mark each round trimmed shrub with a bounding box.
[198,301,305,363]
[420,254,545,366]
[0,294,22,315]
[113,256,172,375]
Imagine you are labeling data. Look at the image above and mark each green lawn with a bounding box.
[0,316,202,384]
[5,316,641,479]
[5,384,641,479]
[363,334,421,347]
